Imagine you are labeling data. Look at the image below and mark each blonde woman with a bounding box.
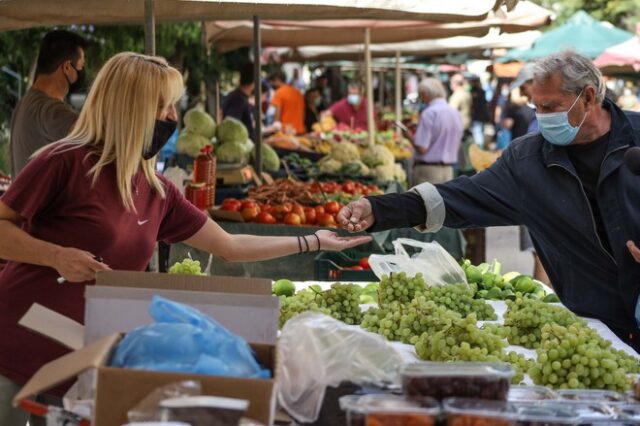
[0,52,370,425]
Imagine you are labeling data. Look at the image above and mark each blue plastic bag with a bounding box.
[110,296,271,379]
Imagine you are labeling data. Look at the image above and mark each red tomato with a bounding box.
[315,205,325,216]
[256,212,277,225]
[318,213,337,228]
[359,257,370,270]
[291,204,306,223]
[259,204,273,214]
[241,200,258,210]
[304,207,317,225]
[241,207,260,222]
[342,181,356,194]
[324,201,340,215]
[221,198,242,212]
[284,212,302,226]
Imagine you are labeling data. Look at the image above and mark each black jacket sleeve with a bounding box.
[366,192,426,232]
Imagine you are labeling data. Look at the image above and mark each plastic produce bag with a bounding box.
[277,312,404,423]
[368,239,467,286]
[110,296,271,379]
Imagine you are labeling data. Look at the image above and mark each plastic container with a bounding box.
[513,402,579,426]
[557,401,616,424]
[314,251,377,282]
[443,397,515,426]
[508,386,558,402]
[401,362,515,401]
[185,182,210,210]
[557,390,633,404]
[160,396,248,426]
[612,403,640,421]
[344,394,440,426]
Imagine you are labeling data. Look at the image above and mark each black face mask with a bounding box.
[143,119,177,160]
[65,65,85,94]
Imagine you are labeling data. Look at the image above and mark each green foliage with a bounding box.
[531,0,640,31]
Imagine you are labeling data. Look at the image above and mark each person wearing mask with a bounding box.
[469,76,490,147]
[9,30,88,177]
[448,73,473,131]
[268,70,306,134]
[325,82,368,131]
[304,87,322,133]
[338,50,640,352]
[222,63,257,141]
[0,52,371,426]
[412,78,463,185]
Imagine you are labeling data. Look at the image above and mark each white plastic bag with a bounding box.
[277,312,404,423]
[368,239,467,286]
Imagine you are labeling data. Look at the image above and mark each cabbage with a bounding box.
[330,142,360,163]
[393,163,407,183]
[215,141,248,164]
[176,130,212,158]
[341,161,370,176]
[361,145,395,168]
[183,108,216,139]
[251,144,281,173]
[217,117,249,144]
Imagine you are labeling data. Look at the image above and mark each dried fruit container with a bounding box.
[513,402,579,426]
[443,397,515,426]
[556,401,617,425]
[557,390,634,404]
[509,386,558,402]
[401,362,515,401]
[342,394,440,426]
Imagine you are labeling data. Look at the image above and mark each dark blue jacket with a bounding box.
[437,99,640,332]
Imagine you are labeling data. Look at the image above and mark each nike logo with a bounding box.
[137,219,149,225]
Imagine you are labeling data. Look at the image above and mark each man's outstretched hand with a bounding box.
[627,240,640,263]
[337,198,375,233]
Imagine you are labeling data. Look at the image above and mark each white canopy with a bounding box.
[281,29,542,61]
[205,1,551,52]
[0,0,517,32]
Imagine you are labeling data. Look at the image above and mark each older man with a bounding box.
[338,50,640,351]
[412,78,463,185]
[449,73,473,131]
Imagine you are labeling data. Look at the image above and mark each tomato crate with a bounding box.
[314,251,378,282]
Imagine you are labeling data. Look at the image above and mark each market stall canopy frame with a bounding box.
[0,0,521,32]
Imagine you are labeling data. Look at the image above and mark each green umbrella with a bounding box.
[500,11,633,62]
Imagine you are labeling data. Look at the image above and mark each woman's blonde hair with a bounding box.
[48,52,183,211]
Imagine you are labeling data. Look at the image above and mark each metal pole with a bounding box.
[144,0,156,55]
[379,70,385,108]
[253,15,263,175]
[395,51,402,140]
[364,28,375,146]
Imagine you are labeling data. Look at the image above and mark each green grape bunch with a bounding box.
[317,283,363,325]
[377,273,427,307]
[168,258,204,275]
[528,323,640,392]
[422,282,497,321]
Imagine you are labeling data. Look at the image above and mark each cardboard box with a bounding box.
[86,271,278,345]
[13,333,278,426]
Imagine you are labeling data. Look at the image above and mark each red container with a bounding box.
[194,145,216,185]
[186,182,209,210]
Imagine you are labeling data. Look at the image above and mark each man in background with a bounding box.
[9,30,87,177]
[325,82,369,131]
[412,78,463,185]
[268,70,305,134]
[449,73,472,131]
[222,63,257,141]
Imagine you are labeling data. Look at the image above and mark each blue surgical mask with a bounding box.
[347,94,361,106]
[535,89,588,146]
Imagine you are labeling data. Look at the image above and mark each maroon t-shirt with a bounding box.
[0,145,207,386]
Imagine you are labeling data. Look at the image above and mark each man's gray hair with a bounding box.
[533,50,606,103]
[419,77,446,100]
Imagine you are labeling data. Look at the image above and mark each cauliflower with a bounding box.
[361,145,395,168]
[319,158,343,174]
[371,164,395,182]
[176,130,212,158]
[215,141,248,164]
[393,163,407,183]
[183,108,216,139]
[217,117,249,144]
[251,144,281,173]
[330,142,360,163]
